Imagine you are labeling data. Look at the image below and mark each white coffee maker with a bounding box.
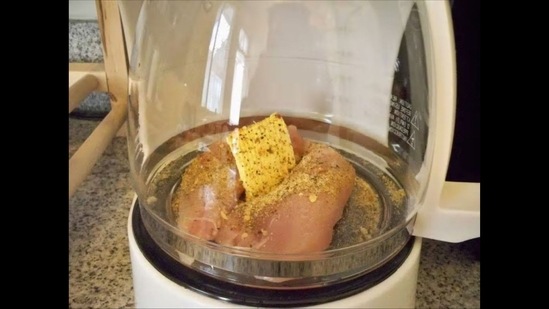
[119,1,480,307]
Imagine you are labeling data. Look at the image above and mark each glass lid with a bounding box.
[127,0,434,289]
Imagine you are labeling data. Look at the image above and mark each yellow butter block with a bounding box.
[226,113,296,200]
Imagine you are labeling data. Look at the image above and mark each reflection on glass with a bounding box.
[202,4,235,114]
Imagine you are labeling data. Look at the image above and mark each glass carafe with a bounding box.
[127,0,452,288]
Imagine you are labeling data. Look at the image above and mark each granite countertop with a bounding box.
[68,20,480,309]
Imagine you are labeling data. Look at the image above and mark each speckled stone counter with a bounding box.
[69,119,135,309]
[69,20,103,63]
[69,20,480,309]
[69,20,111,118]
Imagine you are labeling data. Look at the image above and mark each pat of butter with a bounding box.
[226,113,296,200]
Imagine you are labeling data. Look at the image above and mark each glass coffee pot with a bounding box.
[126,0,478,289]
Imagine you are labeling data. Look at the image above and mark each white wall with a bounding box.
[69,0,98,20]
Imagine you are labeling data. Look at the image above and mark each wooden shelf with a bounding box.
[69,0,129,198]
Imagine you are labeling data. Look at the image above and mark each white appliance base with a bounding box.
[128,201,422,308]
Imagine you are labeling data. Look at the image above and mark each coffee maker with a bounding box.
[119,1,480,307]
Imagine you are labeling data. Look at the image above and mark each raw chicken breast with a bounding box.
[171,141,243,240]
[173,124,356,254]
[215,142,356,254]
[172,125,306,240]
